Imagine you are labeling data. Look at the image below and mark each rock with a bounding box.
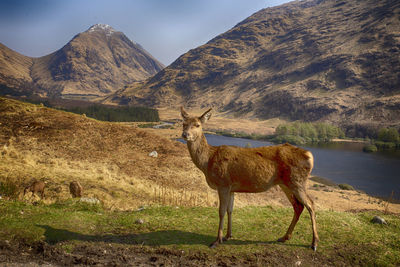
[79,197,100,204]
[135,219,144,224]
[136,206,146,212]
[148,151,158,158]
[371,216,387,225]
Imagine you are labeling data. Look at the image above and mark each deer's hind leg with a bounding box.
[292,188,319,251]
[278,184,304,243]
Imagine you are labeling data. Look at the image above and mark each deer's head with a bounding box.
[180,107,212,142]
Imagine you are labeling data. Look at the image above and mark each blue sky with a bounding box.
[0,0,291,65]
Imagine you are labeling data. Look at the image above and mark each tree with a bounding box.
[378,128,399,143]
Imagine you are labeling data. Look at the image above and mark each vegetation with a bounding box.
[63,105,160,122]
[1,200,400,266]
[13,97,160,122]
[0,179,20,200]
[363,144,378,153]
[215,130,269,140]
[338,184,355,191]
[363,127,400,152]
[214,122,345,145]
[138,122,158,128]
[270,122,345,145]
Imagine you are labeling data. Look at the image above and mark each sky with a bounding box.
[0,0,292,66]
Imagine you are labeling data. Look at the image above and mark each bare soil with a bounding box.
[0,238,363,267]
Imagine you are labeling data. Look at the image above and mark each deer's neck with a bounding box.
[187,133,212,174]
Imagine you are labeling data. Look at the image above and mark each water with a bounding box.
[179,134,400,199]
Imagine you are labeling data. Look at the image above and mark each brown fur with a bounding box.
[23,180,45,200]
[69,181,83,198]
[181,107,319,250]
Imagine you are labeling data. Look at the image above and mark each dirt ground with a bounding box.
[0,238,359,267]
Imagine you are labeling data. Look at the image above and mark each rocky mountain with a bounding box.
[111,0,400,128]
[0,24,164,98]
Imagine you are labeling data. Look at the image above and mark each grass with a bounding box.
[1,200,399,265]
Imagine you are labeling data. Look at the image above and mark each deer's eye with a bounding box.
[196,124,200,127]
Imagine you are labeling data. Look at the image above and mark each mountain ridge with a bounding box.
[109,0,400,128]
[0,24,164,98]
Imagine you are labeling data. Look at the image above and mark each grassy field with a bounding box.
[2,97,400,265]
[1,199,399,266]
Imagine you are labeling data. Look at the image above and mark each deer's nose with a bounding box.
[182,132,188,139]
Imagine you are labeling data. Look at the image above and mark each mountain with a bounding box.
[0,43,34,95]
[111,0,400,128]
[0,24,164,98]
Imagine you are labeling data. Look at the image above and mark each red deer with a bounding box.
[180,107,319,250]
[69,181,83,198]
[23,180,45,200]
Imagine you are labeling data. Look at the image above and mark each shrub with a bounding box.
[363,144,378,153]
[375,141,396,150]
[0,179,20,200]
[338,184,355,190]
[274,122,345,144]
[271,135,306,145]
[378,128,399,143]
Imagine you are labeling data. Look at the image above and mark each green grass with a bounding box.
[0,200,399,265]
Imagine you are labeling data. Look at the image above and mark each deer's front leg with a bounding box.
[223,192,234,241]
[210,187,231,248]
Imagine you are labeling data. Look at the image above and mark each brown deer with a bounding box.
[180,107,319,250]
[23,180,45,200]
[69,181,83,198]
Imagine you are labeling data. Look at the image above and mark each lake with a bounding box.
[178,134,400,200]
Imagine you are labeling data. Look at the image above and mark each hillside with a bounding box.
[1,96,399,213]
[0,24,164,99]
[110,0,400,129]
[0,43,34,95]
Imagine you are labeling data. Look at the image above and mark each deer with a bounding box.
[180,107,319,251]
[23,180,45,200]
[69,181,83,198]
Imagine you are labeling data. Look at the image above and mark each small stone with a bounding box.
[148,151,158,158]
[295,260,302,266]
[371,216,387,225]
[79,197,100,204]
[135,219,144,224]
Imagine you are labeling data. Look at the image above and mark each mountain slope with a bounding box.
[0,43,34,95]
[112,0,400,127]
[0,24,164,98]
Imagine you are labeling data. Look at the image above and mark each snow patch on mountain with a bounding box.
[87,24,117,36]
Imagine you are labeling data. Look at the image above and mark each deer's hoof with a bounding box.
[209,241,219,249]
[311,245,317,252]
[222,235,232,242]
[277,237,288,243]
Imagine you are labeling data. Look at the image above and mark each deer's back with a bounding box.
[207,143,313,192]
[32,181,45,192]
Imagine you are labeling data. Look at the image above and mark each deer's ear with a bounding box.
[199,108,212,124]
[180,106,190,120]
